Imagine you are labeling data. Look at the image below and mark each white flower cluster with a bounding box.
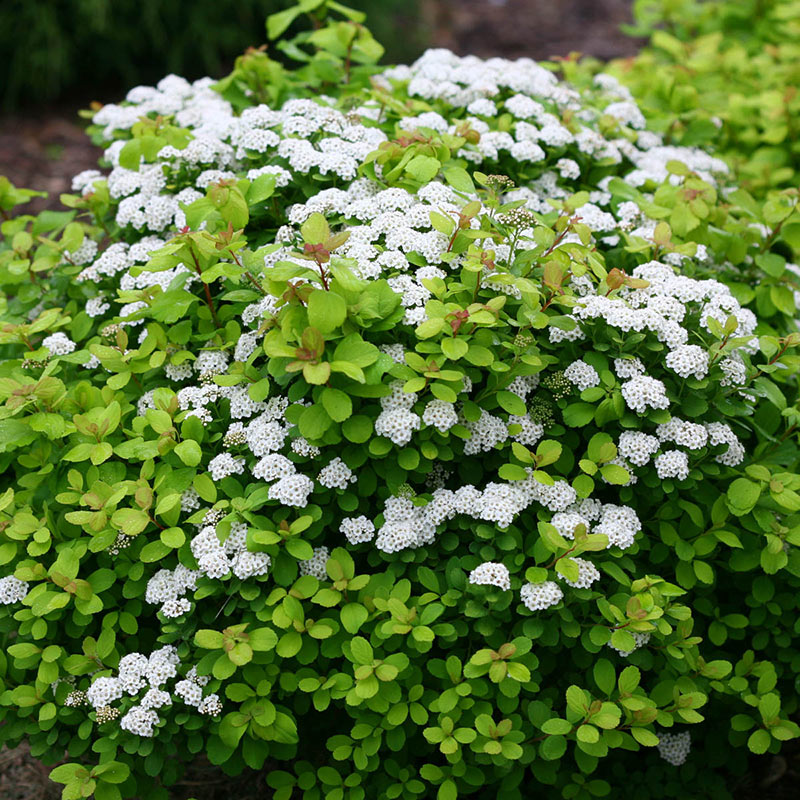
[656,730,691,766]
[0,575,28,604]
[188,519,271,584]
[620,375,671,414]
[468,562,511,591]
[318,457,356,489]
[375,382,421,446]
[62,40,767,653]
[617,431,660,466]
[145,564,199,618]
[564,360,600,391]
[520,581,563,611]
[422,400,459,433]
[42,332,76,356]
[463,410,509,455]
[370,471,642,564]
[175,666,221,717]
[83,647,220,736]
[665,344,709,380]
[299,546,330,581]
[706,421,746,466]
[384,49,726,189]
[340,516,376,545]
[561,557,601,589]
[208,453,246,482]
[654,450,690,481]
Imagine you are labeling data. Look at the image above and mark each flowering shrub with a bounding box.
[0,3,799,798]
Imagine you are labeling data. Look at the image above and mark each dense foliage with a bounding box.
[0,3,799,799]
[595,0,800,197]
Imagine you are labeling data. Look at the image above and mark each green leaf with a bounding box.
[247,173,276,205]
[333,334,379,367]
[313,588,342,607]
[593,659,616,696]
[321,388,352,422]
[194,473,217,503]
[249,378,271,403]
[437,779,457,800]
[303,361,331,385]
[443,166,475,194]
[342,415,372,443]
[566,685,587,715]
[499,464,528,481]
[556,557,580,583]
[747,729,771,754]
[405,155,441,183]
[195,629,225,649]
[618,666,641,694]
[93,762,130,784]
[416,318,446,339]
[562,403,595,427]
[286,538,314,560]
[249,627,278,652]
[465,345,493,366]
[174,440,202,467]
[267,5,304,39]
[300,212,330,245]
[758,693,780,723]
[600,463,630,485]
[540,734,567,760]
[118,139,142,171]
[576,723,599,743]
[541,717,572,735]
[49,764,85,785]
[160,527,185,549]
[349,636,373,665]
[441,337,469,360]
[536,440,562,467]
[497,391,526,416]
[341,603,368,634]
[631,727,659,747]
[356,279,400,321]
[299,404,332,441]
[727,478,761,515]
[609,629,636,654]
[308,290,347,333]
[276,631,302,658]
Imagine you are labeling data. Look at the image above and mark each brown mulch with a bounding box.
[0,111,100,215]
[427,0,641,62]
[0,744,60,800]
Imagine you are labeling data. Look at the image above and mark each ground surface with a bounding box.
[0,1,798,798]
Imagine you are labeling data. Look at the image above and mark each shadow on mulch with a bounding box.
[0,109,102,215]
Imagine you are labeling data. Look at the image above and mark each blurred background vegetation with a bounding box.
[0,0,426,111]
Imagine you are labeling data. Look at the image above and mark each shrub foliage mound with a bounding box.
[0,4,799,799]
[601,0,800,196]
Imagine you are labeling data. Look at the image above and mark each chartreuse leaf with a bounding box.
[307,290,347,333]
